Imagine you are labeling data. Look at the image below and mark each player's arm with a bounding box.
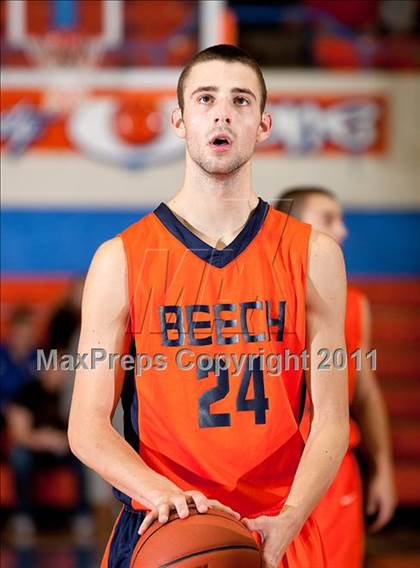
[351,296,396,531]
[68,238,239,531]
[244,231,349,567]
[68,238,178,509]
[286,230,349,516]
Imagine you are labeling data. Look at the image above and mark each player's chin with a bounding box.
[208,166,238,176]
[204,158,242,176]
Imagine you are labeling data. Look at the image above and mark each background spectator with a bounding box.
[0,307,38,412]
[5,352,92,540]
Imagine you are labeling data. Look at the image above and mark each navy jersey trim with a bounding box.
[298,371,307,425]
[153,198,269,268]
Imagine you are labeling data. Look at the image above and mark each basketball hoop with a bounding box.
[26,31,102,116]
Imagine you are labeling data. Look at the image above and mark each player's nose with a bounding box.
[214,114,231,125]
[213,99,232,125]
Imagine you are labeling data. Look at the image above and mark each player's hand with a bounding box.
[138,489,240,535]
[242,508,302,568]
[366,466,397,532]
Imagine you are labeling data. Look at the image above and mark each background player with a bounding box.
[276,187,396,567]
[68,45,349,568]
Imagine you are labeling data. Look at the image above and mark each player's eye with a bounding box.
[235,96,250,106]
[198,94,213,104]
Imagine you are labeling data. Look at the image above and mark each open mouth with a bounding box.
[210,134,232,148]
[212,137,230,146]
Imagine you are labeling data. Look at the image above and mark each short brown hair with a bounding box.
[275,186,336,219]
[177,44,267,114]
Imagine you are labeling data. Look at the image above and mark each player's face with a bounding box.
[9,318,36,351]
[301,195,348,245]
[174,60,271,175]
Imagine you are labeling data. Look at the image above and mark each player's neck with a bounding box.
[167,159,259,249]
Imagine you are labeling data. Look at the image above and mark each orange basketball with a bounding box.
[130,508,262,567]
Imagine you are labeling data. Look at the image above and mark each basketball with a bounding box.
[130,508,262,567]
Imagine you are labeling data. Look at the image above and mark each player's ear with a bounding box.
[171,107,186,139]
[256,112,272,144]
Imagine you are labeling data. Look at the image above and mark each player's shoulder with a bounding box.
[307,230,346,282]
[92,236,125,266]
[309,229,343,258]
[84,237,129,308]
[90,211,158,272]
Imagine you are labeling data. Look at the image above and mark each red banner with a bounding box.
[1,89,387,166]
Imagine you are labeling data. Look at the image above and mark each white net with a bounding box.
[26,31,102,116]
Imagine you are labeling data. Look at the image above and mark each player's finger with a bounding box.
[242,517,257,531]
[158,502,171,523]
[208,499,241,519]
[368,518,382,533]
[242,517,265,532]
[184,490,209,513]
[242,517,266,545]
[172,495,190,519]
[365,494,377,515]
[138,510,158,535]
[369,504,391,533]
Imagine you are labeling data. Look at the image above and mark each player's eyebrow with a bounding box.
[190,86,218,97]
[190,86,257,101]
[231,87,257,101]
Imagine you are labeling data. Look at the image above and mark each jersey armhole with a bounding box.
[116,232,135,339]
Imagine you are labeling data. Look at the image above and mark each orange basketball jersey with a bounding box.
[346,286,364,448]
[346,286,364,401]
[116,198,311,518]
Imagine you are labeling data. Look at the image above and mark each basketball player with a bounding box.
[68,45,349,568]
[276,187,396,567]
